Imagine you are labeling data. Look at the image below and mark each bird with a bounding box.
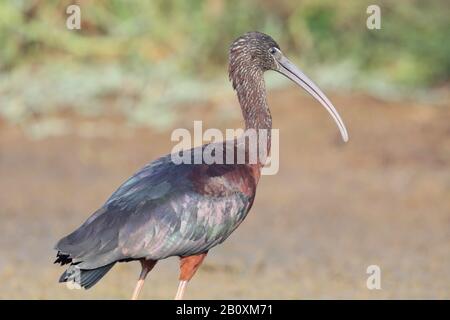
[54,31,348,300]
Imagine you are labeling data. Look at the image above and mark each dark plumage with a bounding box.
[55,145,257,288]
[55,31,348,299]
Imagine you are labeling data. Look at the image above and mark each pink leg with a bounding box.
[131,259,157,300]
[174,252,208,300]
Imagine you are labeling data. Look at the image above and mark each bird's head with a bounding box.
[229,31,348,142]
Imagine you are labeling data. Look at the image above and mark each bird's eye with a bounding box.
[269,47,277,55]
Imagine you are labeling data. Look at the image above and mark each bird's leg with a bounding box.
[131,259,157,300]
[175,252,208,300]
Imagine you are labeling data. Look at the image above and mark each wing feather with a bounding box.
[55,146,256,270]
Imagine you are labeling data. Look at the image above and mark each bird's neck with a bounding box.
[235,70,272,131]
[234,68,272,150]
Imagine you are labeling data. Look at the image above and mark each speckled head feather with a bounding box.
[228,32,280,131]
[229,31,280,84]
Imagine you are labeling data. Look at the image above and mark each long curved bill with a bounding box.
[277,55,349,142]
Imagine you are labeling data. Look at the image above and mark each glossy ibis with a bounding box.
[54,32,348,299]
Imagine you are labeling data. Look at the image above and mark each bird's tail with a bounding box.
[59,263,115,289]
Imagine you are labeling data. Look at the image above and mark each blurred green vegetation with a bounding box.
[0,0,449,132]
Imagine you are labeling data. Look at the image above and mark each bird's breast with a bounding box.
[190,163,260,198]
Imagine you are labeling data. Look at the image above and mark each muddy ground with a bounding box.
[0,88,449,299]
